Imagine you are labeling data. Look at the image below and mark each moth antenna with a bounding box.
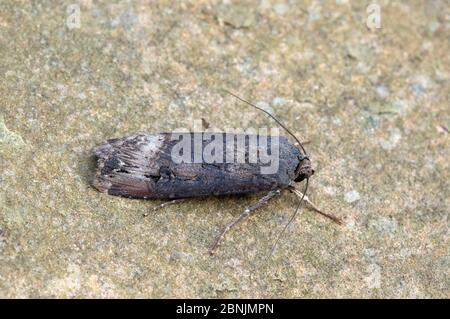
[222,89,308,156]
[268,177,309,257]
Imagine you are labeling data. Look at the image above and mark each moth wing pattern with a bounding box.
[92,133,165,198]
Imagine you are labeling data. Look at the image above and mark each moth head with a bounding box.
[294,156,315,182]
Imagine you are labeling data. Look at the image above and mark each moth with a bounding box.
[91,91,341,254]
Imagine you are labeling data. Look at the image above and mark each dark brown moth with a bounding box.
[91,92,341,254]
[92,133,312,199]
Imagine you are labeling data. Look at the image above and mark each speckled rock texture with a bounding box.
[0,1,448,298]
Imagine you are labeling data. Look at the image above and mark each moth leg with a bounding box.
[209,189,282,255]
[289,186,342,225]
[143,199,186,217]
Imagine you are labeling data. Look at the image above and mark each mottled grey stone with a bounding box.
[0,0,448,299]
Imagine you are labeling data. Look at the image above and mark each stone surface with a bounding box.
[0,1,449,298]
[344,190,360,204]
